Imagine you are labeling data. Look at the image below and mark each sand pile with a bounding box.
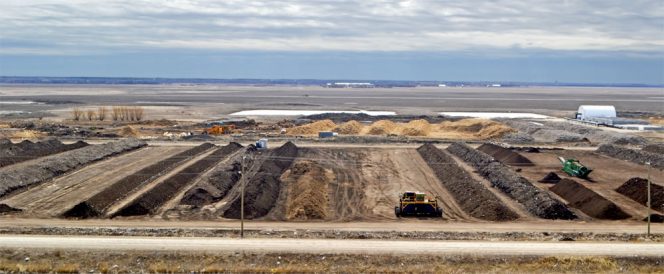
[334,120,363,134]
[365,120,399,135]
[118,126,140,137]
[12,130,45,139]
[282,161,333,220]
[287,120,336,135]
[440,119,514,139]
[400,119,431,136]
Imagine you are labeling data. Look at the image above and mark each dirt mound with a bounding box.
[118,126,140,137]
[115,143,243,217]
[0,139,88,168]
[447,142,576,220]
[417,144,518,221]
[477,143,534,166]
[365,120,399,135]
[0,203,21,214]
[551,179,631,220]
[643,144,664,155]
[400,119,431,136]
[181,160,242,207]
[287,120,336,135]
[0,139,145,198]
[539,172,562,184]
[616,178,664,212]
[63,143,214,218]
[334,120,363,134]
[597,144,664,169]
[439,119,514,139]
[222,142,299,219]
[282,161,333,220]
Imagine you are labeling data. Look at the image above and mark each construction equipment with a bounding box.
[394,191,443,217]
[203,125,235,135]
[558,156,593,178]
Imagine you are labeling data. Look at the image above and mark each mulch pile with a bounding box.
[551,179,630,220]
[477,143,534,166]
[616,177,664,212]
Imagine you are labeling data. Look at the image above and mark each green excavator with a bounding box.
[558,156,592,178]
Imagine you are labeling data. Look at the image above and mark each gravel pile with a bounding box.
[0,139,145,198]
[447,142,576,220]
[597,144,664,169]
[417,144,518,221]
[501,120,647,145]
[0,138,88,168]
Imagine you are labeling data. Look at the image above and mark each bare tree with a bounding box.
[127,107,135,121]
[111,106,120,121]
[72,107,83,121]
[98,106,108,121]
[86,109,96,121]
[132,106,145,121]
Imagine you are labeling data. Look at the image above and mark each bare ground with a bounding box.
[0,146,187,217]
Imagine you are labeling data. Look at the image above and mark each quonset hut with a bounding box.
[576,105,616,121]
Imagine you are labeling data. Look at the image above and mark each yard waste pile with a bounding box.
[222,142,299,219]
[118,126,140,137]
[597,144,664,169]
[287,120,336,135]
[417,144,518,221]
[282,161,333,220]
[616,177,664,212]
[0,139,145,198]
[63,143,214,218]
[439,119,514,139]
[447,142,576,220]
[0,138,88,168]
[643,143,664,155]
[333,120,363,134]
[400,119,432,136]
[550,179,630,220]
[365,120,399,135]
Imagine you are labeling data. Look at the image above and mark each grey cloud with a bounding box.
[0,0,661,54]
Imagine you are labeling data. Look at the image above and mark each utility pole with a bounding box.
[240,155,246,238]
[646,162,651,238]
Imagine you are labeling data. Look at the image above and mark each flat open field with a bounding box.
[1,85,663,121]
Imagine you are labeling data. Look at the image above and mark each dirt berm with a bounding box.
[0,139,145,198]
[63,143,215,218]
[115,143,243,216]
[447,142,576,220]
[417,144,518,221]
[550,179,631,220]
[616,178,664,212]
[597,144,664,169]
[222,142,298,219]
[476,143,533,166]
[0,138,88,168]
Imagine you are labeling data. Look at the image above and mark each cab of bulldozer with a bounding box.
[401,192,416,202]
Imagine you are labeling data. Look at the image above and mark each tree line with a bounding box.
[72,106,145,121]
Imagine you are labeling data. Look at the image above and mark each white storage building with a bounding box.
[576,105,616,120]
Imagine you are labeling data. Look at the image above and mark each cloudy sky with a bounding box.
[0,0,662,84]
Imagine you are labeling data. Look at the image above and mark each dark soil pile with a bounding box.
[115,143,243,216]
[551,179,631,220]
[477,143,534,166]
[0,139,145,198]
[643,214,664,223]
[597,144,664,169]
[0,139,88,168]
[222,142,298,219]
[417,144,518,221]
[63,143,214,218]
[539,172,562,184]
[643,143,664,155]
[0,203,21,214]
[616,177,664,212]
[447,142,576,220]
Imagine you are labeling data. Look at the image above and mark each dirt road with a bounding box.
[0,146,187,217]
[1,235,661,256]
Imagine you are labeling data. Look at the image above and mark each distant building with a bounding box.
[325,82,375,88]
[576,105,616,121]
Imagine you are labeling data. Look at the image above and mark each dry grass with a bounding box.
[0,249,661,273]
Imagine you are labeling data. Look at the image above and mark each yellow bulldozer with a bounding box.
[203,124,236,135]
[395,191,443,217]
